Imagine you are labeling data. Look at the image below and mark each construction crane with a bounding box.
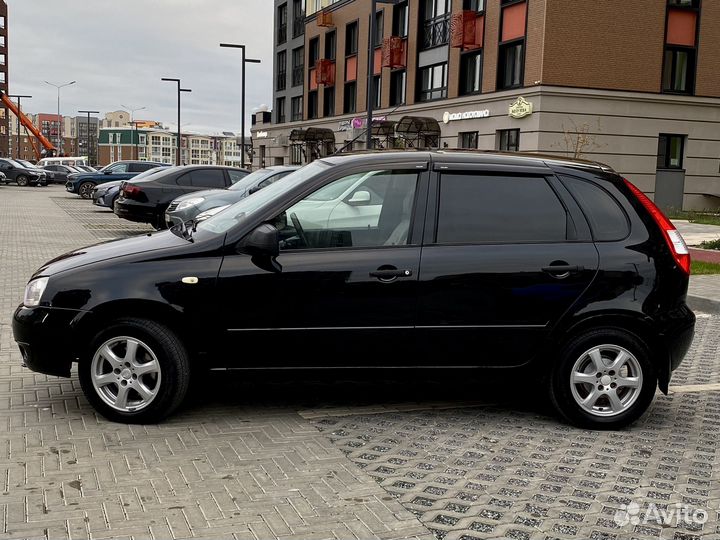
[0,91,57,159]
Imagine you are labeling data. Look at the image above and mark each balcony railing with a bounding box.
[422,15,450,50]
[278,24,287,44]
[292,65,304,87]
[292,16,305,38]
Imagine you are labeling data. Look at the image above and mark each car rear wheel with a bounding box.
[79,318,191,423]
[549,328,656,429]
[16,175,28,187]
[78,182,95,199]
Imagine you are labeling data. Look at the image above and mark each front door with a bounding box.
[216,167,428,367]
[417,171,599,366]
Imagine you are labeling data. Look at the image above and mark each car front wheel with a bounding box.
[549,328,656,429]
[79,318,191,423]
[78,182,95,199]
[16,175,28,187]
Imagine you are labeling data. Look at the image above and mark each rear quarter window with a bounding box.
[561,176,630,241]
[436,174,568,244]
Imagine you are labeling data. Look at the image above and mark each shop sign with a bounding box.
[339,120,352,132]
[255,131,268,138]
[442,110,490,124]
[508,97,533,119]
[351,116,387,129]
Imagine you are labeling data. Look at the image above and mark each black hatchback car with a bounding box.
[114,165,249,229]
[13,152,695,427]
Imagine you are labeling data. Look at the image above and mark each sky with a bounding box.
[8,0,274,134]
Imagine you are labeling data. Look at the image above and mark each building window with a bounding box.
[418,63,447,102]
[276,97,286,123]
[497,40,524,90]
[421,0,450,50]
[308,90,318,119]
[325,30,336,60]
[498,129,520,151]
[309,37,320,67]
[291,96,303,121]
[668,0,699,6]
[324,87,335,117]
[372,76,381,108]
[392,1,409,38]
[463,0,485,11]
[276,50,287,91]
[277,3,288,44]
[292,0,305,38]
[657,134,685,169]
[344,82,357,114]
[374,10,384,47]
[290,144,303,164]
[662,48,695,94]
[390,69,410,104]
[460,51,482,95]
[346,21,358,55]
[459,132,478,149]
[292,47,304,87]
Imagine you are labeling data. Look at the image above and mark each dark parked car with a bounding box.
[115,165,249,229]
[65,160,168,199]
[91,167,169,209]
[165,165,298,227]
[0,158,47,186]
[13,151,695,426]
[42,164,82,185]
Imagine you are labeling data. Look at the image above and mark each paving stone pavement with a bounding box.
[0,185,719,540]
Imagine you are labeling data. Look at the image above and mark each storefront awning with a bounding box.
[372,120,397,137]
[289,127,335,143]
[395,116,441,138]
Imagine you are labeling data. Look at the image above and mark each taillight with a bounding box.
[623,178,690,275]
[123,184,142,199]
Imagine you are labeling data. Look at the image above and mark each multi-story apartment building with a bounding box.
[0,1,8,157]
[100,110,131,129]
[254,0,720,210]
[75,115,99,164]
[219,136,244,167]
[273,0,308,127]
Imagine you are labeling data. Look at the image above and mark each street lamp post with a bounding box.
[44,80,76,156]
[121,105,147,160]
[366,0,401,150]
[161,78,191,166]
[8,94,31,159]
[78,110,99,165]
[219,43,261,169]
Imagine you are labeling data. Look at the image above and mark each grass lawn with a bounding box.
[668,210,720,227]
[691,261,720,275]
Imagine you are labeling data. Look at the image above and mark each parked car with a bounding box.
[37,157,90,168]
[42,164,82,185]
[165,166,298,227]
[115,165,249,229]
[65,161,168,199]
[0,158,47,186]
[13,151,695,427]
[92,167,169,209]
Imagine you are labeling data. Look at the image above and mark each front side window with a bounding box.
[460,51,483,95]
[108,163,129,174]
[436,174,567,244]
[498,129,519,152]
[497,41,524,89]
[418,63,447,101]
[229,170,249,184]
[277,169,419,250]
[657,134,685,169]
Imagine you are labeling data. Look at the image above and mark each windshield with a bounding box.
[7,159,27,168]
[197,161,328,235]
[228,169,280,192]
[17,160,34,168]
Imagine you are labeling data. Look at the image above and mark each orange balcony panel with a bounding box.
[501,1,527,42]
[309,68,318,90]
[382,37,406,68]
[667,9,697,47]
[345,55,357,82]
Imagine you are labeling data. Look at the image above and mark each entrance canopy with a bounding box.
[289,127,335,143]
[395,116,441,139]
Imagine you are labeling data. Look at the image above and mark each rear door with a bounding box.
[416,164,599,367]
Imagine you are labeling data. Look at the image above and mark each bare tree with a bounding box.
[552,117,606,159]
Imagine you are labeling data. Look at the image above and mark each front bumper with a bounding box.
[65,181,77,193]
[12,305,86,378]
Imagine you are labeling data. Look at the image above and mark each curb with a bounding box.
[688,295,720,314]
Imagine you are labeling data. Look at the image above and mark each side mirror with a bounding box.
[240,223,280,257]
[248,185,262,195]
[347,190,371,206]
[104,170,112,174]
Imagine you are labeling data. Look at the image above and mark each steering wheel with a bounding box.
[289,212,309,248]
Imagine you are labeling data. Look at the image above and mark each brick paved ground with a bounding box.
[0,185,719,540]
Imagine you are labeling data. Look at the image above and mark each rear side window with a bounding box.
[562,176,629,241]
[436,174,568,244]
[130,163,156,173]
[190,169,227,188]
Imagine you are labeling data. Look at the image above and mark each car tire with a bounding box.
[549,328,656,430]
[16,175,28,187]
[79,318,191,423]
[78,182,95,199]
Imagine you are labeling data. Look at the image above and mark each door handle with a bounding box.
[369,268,413,280]
[541,264,584,278]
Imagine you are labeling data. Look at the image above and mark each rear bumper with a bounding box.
[114,201,158,224]
[656,303,695,393]
[12,305,86,378]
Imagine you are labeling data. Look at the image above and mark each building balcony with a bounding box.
[422,15,450,50]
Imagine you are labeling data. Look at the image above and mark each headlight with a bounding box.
[23,277,49,307]
[196,205,230,222]
[176,197,205,211]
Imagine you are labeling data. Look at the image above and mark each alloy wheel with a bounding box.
[90,336,162,412]
[569,344,643,417]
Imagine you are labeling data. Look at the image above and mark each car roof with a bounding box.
[319,150,614,174]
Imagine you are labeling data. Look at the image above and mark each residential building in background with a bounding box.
[0,0,9,157]
[76,115,99,164]
[254,0,720,210]
[100,110,131,129]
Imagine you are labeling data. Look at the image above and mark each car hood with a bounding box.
[33,230,191,278]
[68,172,109,181]
[172,188,228,202]
[22,167,45,175]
